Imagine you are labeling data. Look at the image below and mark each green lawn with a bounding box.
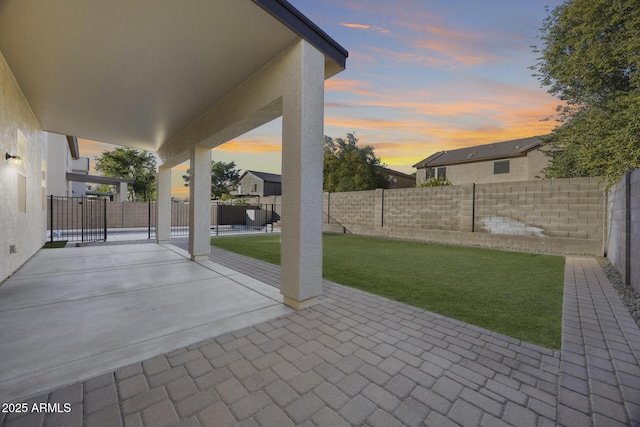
[42,241,67,249]
[211,234,565,349]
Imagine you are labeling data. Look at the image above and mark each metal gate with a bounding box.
[48,196,107,243]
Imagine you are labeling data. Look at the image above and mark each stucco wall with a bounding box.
[46,132,70,197]
[526,148,550,180]
[447,156,530,184]
[415,148,551,185]
[0,52,47,283]
[323,177,606,255]
[238,174,264,196]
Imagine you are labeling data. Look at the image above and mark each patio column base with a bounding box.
[191,254,209,261]
[283,296,318,310]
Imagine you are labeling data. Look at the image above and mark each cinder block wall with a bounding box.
[382,185,469,231]
[607,170,640,293]
[324,190,377,227]
[475,177,605,239]
[322,177,607,255]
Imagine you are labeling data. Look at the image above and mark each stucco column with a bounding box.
[156,165,171,244]
[280,40,324,309]
[117,182,128,202]
[188,146,211,260]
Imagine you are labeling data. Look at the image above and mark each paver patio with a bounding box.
[1,240,639,426]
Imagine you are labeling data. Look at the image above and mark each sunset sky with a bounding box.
[79,0,565,199]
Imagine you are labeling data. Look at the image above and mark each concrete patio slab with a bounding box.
[0,243,292,403]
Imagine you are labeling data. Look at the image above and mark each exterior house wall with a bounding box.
[323,177,606,255]
[46,132,70,197]
[416,148,550,185]
[381,171,415,189]
[0,52,47,283]
[237,174,263,196]
[444,156,530,185]
[237,174,281,197]
[263,181,281,196]
[526,148,550,180]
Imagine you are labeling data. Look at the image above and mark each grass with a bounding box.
[42,241,67,249]
[211,234,565,349]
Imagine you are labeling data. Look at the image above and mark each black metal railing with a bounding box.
[48,195,107,243]
[212,203,280,235]
[48,197,280,242]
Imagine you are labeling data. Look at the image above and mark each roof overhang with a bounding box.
[66,136,80,160]
[66,173,134,185]
[0,0,347,153]
[417,151,535,168]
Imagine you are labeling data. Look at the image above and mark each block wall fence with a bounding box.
[606,170,640,293]
[322,177,607,256]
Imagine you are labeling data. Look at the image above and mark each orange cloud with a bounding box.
[216,138,281,153]
[342,23,369,29]
[364,45,450,68]
[412,39,489,66]
[325,79,373,96]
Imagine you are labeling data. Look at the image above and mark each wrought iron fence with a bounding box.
[47,197,280,242]
[48,195,107,242]
[211,202,281,235]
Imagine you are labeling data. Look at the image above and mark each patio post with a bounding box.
[188,146,211,260]
[280,40,324,309]
[156,164,171,243]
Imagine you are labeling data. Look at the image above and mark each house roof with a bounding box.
[377,166,415,180]
[0,0,347,153]
[241,170,282,183]
[412,136,546,168]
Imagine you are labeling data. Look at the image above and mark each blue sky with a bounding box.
[80,0,565,198]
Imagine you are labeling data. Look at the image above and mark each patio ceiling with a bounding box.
[0,0,346,153]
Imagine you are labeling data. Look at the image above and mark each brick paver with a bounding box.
[2,243,639,426]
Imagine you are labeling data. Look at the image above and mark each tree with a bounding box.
[323,133,388,192]
[531,0,640,182]
[182,160,241,199]
[95,148,156,201]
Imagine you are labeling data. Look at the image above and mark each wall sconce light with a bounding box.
[5,152,22,165]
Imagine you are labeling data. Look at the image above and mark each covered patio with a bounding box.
[0,243,293,403]
[0,0,347,308]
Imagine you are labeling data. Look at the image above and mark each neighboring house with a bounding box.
[413,136,550,185]
[378,167,415,189]
[235,170,282,197]
[46,134,132,200]
[0,0,347,309]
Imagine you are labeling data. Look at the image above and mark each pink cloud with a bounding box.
[341,22,390,34]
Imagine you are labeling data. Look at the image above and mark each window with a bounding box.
[426,167,436,179]
[494,160,510,174]
[424,166,446,183]
[252,184,258,192]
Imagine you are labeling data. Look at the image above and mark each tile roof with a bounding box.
[412,136,546,168]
